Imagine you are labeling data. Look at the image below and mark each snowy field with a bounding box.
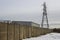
[23,33,60,40]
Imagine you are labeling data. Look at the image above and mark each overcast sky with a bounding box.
[0,0,60,24]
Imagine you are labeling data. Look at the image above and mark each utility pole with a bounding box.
[41,2,49,28]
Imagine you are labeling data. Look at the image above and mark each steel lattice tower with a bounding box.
[41,2,49,28]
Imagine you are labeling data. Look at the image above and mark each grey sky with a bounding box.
[0,0,60,24]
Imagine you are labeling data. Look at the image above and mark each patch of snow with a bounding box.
[23,33,60,40]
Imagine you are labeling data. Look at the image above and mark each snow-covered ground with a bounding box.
[23,33,60,40]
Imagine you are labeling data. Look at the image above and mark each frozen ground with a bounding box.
[23,33,60,40]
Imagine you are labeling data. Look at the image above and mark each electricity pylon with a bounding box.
[41,2,49,28]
